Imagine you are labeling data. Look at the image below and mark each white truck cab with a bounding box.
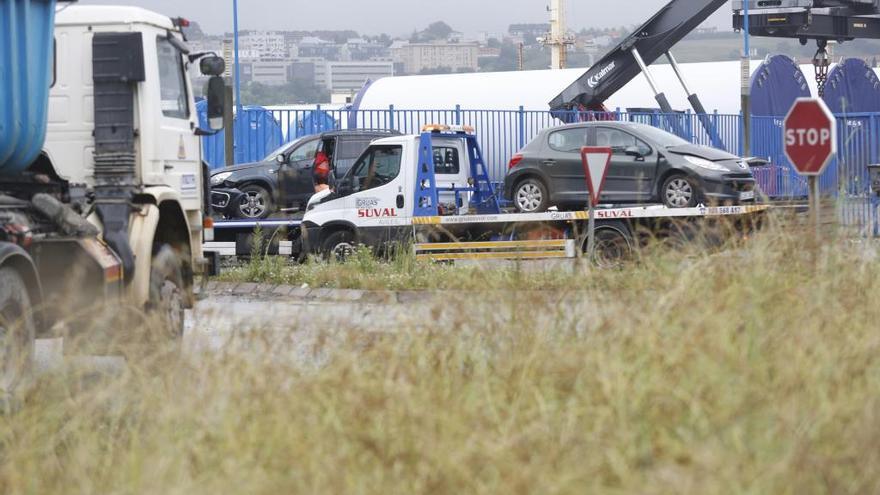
[41,5,226,330]
[302,131,477,254]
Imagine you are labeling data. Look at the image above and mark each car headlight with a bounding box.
[210,172,233,186]
[682,155,727,172]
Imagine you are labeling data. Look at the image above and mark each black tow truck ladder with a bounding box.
[549,0,728,148]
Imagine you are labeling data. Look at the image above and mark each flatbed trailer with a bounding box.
[299,128,769,263]
[205,203,769,263]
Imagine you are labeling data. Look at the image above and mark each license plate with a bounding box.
[739,190,755,201]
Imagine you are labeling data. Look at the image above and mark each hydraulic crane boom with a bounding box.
[549,0,727,114]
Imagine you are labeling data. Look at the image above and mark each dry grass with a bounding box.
[2,224,880,494]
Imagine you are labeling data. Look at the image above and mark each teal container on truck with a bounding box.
[0,0,56,175]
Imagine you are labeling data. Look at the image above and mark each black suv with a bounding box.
[210,129,400,219]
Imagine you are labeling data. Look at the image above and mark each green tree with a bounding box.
[241,81,329,106]
[424,21,454,40]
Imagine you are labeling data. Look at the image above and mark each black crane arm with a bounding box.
[732,0,880,96]
[549,0,728,113]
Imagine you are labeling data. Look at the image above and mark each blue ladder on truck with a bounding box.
[413,130,501,217]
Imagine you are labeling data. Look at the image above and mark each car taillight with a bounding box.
[508,154,524,169]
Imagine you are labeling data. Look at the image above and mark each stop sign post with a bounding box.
[783,98,837,232]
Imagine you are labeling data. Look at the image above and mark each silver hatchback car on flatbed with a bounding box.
[503,122,757,212]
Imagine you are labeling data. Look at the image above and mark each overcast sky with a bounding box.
[78,0,734,36]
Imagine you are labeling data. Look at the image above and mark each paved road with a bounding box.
[34,290,600,374]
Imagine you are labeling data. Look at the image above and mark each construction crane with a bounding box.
[538,0,576,69]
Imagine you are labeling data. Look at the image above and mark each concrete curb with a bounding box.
[201,281,429,304]
[199,281,594,305]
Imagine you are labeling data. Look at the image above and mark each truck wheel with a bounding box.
[513,178,550,213]
[0,268,35,402]
[587,228,634,268]
[322,230,356,262]
[148,245,185,339]
[237,184,273,219]
[662,174,700,208]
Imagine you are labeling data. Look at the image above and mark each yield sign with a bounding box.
[580,146,612,207]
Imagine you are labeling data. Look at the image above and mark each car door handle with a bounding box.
[542,160,556,166]
[396,194,405,209]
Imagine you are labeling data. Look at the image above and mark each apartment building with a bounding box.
[393,41,479,74]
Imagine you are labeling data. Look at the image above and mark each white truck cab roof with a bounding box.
[55,5,176,30]
[368,135,417,147]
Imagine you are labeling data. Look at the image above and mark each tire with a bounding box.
[513,177,550,213]
[322,230,356,262]
[661,174,700,208]
[236,184,273,219]
[148,245,185,339]
[0,267,35,403]
[586,228,634,268]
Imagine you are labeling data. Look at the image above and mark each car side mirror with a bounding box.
[205,76,225,131]
[337,176,354,196]
[625,146,645,159]
[275,154,288,165]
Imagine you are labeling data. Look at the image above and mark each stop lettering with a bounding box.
[783,98,837,176]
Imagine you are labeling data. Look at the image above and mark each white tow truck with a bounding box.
[300,126,768,262]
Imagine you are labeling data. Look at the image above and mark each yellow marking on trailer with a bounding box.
[412,217,442,225]
[417,251,571,261]
[416,239,568,251]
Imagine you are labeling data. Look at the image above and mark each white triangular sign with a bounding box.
[580,147,612,206]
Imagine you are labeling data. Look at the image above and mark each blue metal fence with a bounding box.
[199,106,879,234]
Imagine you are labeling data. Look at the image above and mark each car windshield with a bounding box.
[628,124,690,148]
[262,138,305,162]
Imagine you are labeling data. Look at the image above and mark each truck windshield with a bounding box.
[348,145,402,192]
[156,37,189,119]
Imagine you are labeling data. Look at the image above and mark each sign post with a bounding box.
[782,98,837,237]
[580,147,613,261]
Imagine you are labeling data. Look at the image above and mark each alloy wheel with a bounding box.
[239,191,268,218]
[665,178,693,208]
[516,183,543,212]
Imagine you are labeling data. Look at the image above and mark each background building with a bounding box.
[393,41,479,74]
[241,61,291,85]
[313,60,395,93]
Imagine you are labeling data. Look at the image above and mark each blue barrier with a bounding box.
[197,105,879,234]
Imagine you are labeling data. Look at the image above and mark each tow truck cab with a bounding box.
[301,129,484,253]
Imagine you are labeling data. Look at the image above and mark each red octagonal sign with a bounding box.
[783,98,837,176]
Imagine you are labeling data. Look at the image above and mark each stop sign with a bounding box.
[783,98,837,175]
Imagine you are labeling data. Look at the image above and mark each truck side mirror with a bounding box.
[200,55,226,77]
[206,76,225,131]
